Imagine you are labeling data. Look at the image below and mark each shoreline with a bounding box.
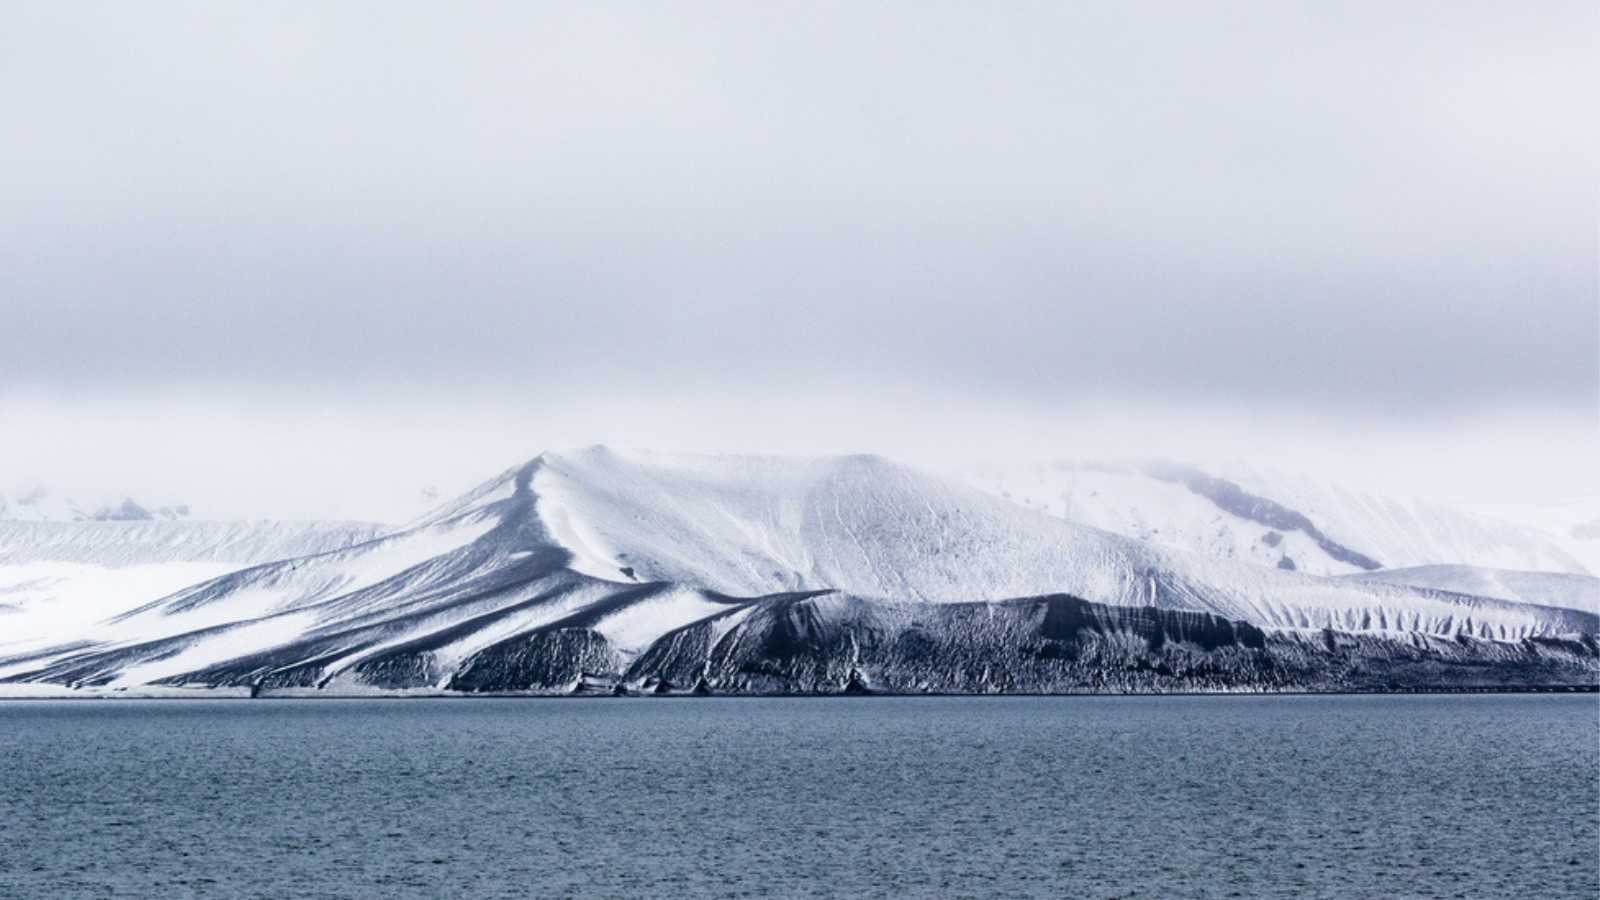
[1,683,1594,701]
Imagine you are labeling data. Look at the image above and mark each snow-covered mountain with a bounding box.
[3,447,1593,696]
[958,460,1589,577]
[1340,565,1598,615]
[0,518,391,644]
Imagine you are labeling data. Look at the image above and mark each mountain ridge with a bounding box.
[2,446,1594,695]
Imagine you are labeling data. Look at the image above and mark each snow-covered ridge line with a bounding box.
[522,447,1593,641]
[1,446,1593,695]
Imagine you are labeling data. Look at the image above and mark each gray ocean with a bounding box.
[0,695,1595,899]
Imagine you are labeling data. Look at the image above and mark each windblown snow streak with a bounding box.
[1,448,1594,695]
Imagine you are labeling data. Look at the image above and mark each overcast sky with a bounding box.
[1,1,1595,520]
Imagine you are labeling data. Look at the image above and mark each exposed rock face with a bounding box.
[450,629,622,693]
[13,586,1598,696]
[421,592,1597,695]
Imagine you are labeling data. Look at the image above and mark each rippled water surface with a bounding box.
[1,695,1595,899]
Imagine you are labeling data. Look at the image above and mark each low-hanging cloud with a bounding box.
[1,1,1594,516]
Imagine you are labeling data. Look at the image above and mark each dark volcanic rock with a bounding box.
[841,668,872,694]
[448,628,621,693]
[611,592,1598,695]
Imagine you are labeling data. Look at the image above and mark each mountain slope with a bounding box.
[1341,566,1598,614]
[529,449,1591,638]
[618,592,1596,695]
[0,519,390,644]
[958,460,1588,576]
[2,447,1594,695]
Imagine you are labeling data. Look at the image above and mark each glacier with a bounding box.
[1,447,1594,696]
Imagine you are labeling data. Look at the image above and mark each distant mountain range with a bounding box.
[1,448,1593,696]
[0,488,194,523]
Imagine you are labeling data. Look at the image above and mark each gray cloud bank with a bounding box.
[4,2,1594,408]
[1,2,1595,517]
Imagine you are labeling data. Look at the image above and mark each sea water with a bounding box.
[1,695,1595,899]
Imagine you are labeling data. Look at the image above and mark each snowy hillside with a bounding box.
[0,519,390,643]
[958,460,1588,577]
[527,449,1590,637]
[1471,496,1600,578]
[3,447,1593,696]
[1341,566,1598,614]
